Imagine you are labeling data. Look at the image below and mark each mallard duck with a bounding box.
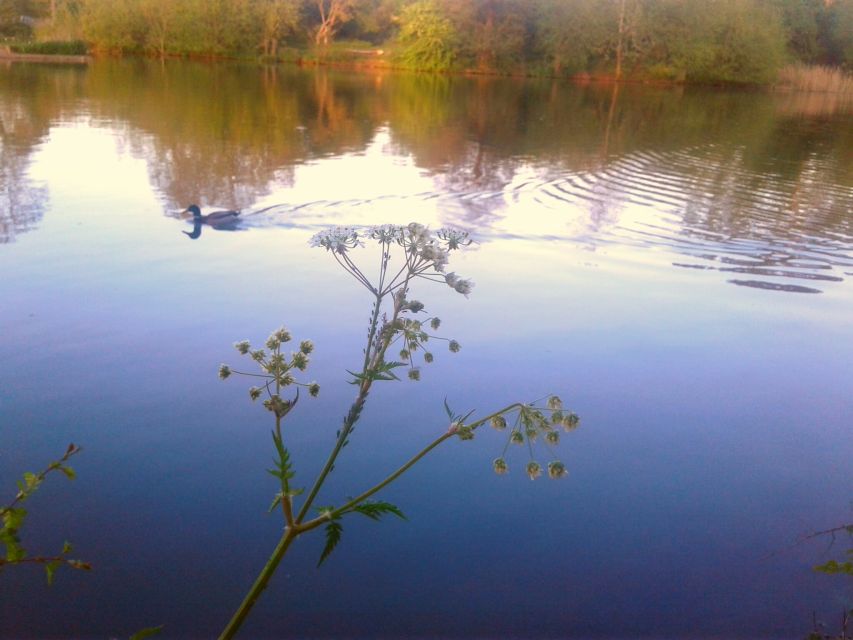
[182,204,240,225]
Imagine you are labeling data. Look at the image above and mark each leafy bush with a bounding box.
[10,40,88,55]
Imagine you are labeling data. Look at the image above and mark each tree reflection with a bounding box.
[0,59,850,283]
[0,64,76,243]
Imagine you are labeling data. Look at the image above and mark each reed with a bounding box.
[776,64,853,96]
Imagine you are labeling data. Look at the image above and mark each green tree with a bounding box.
[80,0,145,52]
[397,0,459,70]
[255,0,303,57]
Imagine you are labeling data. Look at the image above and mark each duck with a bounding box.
[182,204,240,225]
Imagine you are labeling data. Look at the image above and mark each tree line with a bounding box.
[2,0,852,83]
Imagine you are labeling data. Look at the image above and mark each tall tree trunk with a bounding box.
[615,0,626,81]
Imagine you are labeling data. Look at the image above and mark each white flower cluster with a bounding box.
[444,272,474,297]
[310,222,475,296]
[309,226,363,254]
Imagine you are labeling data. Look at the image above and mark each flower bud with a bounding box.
[547,396,563,410]
[449,340,461,353]
[510,430,524,445]
[561,413,580,431]
[249,387,262,401]
[430,317,441,330]
[546,431,560,445]
[218,364,231,380]
[291,352,309,371]
[490,415,507,431]
[493,458,508,475]
[547,461,567,479]
[234,340,250,355]
[308,382,320,397]
[299,340,314,355]
[423,352,434,363]
[275,327,292,343]
[526,461,542,480]
[408,368,421,381]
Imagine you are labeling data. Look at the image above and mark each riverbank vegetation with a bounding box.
[1,0,852,85]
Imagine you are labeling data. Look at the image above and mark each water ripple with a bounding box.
[236,145,851,294]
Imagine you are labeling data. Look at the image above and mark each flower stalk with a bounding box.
[216,223,580,639]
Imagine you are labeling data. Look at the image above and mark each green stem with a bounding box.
[295,291,385,524]
[299,402,522,534]
[218,528,297,640]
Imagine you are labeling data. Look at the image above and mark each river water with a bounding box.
[1,59,851,639]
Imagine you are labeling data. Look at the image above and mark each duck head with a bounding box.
[183,204,202,219]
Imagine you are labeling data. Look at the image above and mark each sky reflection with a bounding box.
[0,61,851,639]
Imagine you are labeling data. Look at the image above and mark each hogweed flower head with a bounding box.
[310,223,474,301]
[309,226,362,254]
[437,228,472,250]
[369,224,404,244]
[489,399,580,481]
[493,458,508,475]
[221,328,320,414]
[449,340,461,353]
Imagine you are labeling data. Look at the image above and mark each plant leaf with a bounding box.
[129,626,164,640]
[317,521,343,567]
[45,560,60,586]
[351,500,407,521]
[268,493,283,514]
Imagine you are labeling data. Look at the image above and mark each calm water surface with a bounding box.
[0,60,851,639]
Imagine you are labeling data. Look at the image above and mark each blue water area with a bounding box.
[0,60,851,639]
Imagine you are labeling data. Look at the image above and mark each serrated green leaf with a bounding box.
[351,501,407,521]
[129,625,164,640]
[317,521,343,567]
